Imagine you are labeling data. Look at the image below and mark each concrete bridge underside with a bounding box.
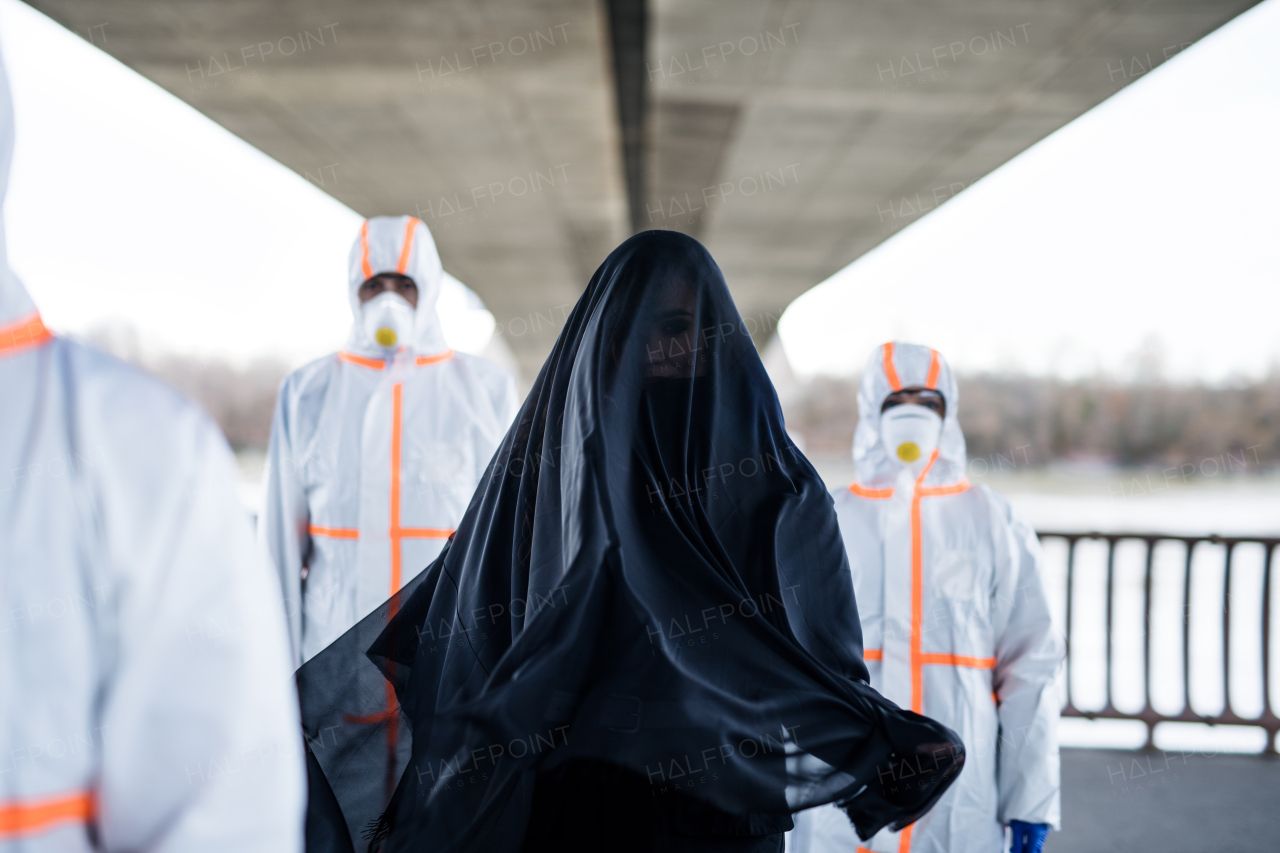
[28,0,1260,377]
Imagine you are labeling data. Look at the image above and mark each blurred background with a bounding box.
[2,0,1278,847]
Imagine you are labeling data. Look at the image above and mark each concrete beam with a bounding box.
[27,0,1260,376]
[29,0,629,377]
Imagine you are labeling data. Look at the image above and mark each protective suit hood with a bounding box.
[0,48,37,327]
[853,342,967,488]
[801,343,1064,853]
[2,42,306,849]
[345,215,449,357]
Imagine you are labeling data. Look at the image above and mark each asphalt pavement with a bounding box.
[1052,748,1280,852]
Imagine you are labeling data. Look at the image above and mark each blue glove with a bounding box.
[1009,821,1049,853]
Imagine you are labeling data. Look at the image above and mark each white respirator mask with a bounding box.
[361,291,416,351]
[879,404,943,466]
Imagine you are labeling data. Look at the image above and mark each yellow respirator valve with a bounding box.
[896,442,921,463]
[375,328,398,347]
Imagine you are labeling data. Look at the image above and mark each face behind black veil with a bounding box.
[297,231,963,853]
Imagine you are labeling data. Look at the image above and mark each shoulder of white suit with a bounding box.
[54,336,229,463]
[966,482,1032,539]
[447,350,513,384]
[66,337,212,421]
[830,484,881,509]
[280,351,345,393]
[969,481,1008,513]
[974,482,1039,534]
[281,348,513,396]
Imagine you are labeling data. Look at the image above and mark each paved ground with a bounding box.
[1052,748,1280,852]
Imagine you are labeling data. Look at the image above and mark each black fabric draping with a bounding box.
[297,231,964,853]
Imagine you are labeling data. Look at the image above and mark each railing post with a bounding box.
[1142,538,1156,751]
[1263,544,1276,756]
[1104,536,1116,714]
[1063,536,1077,714]
[1038,531,1280,752]
[1223,541,1236,721]
[1183,541,1196,719]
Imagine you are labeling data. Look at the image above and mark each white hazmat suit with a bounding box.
[261,216,517,667]
[0,48,304,852]
[791,342,1063,853]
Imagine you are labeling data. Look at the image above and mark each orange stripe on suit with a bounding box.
[0,791,94,839]
[882,342,903,391]
[0,311,53,356]
[359,221,374,280]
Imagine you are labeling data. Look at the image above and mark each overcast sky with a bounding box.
[779,0,1280,384]
[0,0,494,367]
[2,0,1277,381]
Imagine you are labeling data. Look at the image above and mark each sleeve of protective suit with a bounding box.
[463,352,520,432]
[94,371,304,852]
[987,490,1064,829]
[261,374,308,668]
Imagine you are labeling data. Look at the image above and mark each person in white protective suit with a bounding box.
[261,215,517,668]
[790,342,1063,853]
[0,47,304,852]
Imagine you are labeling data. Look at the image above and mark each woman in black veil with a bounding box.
[298,231,964,853]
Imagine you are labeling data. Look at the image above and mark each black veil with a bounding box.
[297,231,963,852]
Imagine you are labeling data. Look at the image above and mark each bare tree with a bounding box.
[784,373,1279,472]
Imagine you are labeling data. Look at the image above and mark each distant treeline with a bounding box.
[146,355,287,450]
[142,355,286,450]
[87,330,1280,471]
[785,374,1280,472]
